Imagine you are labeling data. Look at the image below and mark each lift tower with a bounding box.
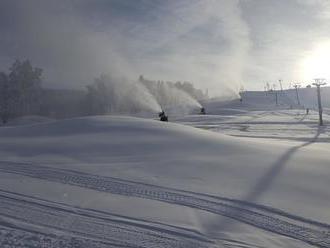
[292,83,301,106]
[312,79,327,126]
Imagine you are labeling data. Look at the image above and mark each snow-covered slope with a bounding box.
[0,115,54,127]
[238,87,330,112]
[0,115,329,247]
[174,109,330,141]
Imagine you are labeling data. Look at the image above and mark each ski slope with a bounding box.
[174,109,330,141]
[0,105,330,247]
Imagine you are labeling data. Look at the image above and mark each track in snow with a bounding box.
[0,225,115,248]
[0,161,329,247]
[0,190,214,248]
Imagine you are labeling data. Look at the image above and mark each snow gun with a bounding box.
[158,110,168,122]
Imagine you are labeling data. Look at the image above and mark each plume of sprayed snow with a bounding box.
[140,82,203,116]
[93,74,204,116]
[128,80,163,113]
[93,74,162,114]
[159,83,202,114]
[0,0,251,98]
[128,0,252,97]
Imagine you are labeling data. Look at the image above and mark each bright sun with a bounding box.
[300,41,330,80]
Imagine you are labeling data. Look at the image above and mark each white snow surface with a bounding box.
[0,94,330,247]
[0,115,55,127]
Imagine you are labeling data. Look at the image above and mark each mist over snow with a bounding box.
[3,0,330,97]
[89,74,163,114]
[157,83,202,114]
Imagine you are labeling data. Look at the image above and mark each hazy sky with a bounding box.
[1,0,330,95]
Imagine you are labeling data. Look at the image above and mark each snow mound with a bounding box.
[0,115,329,247]
[1,115,54,127]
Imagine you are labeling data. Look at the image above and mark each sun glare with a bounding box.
[300,41,330,80]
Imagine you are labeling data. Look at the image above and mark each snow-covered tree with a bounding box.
[0,72,10,123]
[85,75,114,115]
[8,59,43,116]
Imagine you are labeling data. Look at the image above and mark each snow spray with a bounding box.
[94,74,162,114]
[130,81,162,113]
[157,84,202,115]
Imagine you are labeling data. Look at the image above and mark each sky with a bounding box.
[1,0,330,96]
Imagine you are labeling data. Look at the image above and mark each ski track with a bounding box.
[0,225,121,248]
[0,190,214,248]
[0,161,329,247]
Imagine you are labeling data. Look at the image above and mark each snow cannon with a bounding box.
[200,107,206,115]
[158,111,168,122]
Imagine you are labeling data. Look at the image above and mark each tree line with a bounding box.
[0,60,42,123]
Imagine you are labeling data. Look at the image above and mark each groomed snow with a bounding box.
[0,112,329,247]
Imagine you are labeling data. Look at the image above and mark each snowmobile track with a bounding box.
[0,190,214,248]
[0,161,329,247]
